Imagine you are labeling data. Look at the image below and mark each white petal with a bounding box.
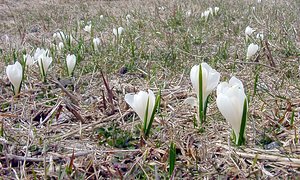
[184,97,198,107]
[217,93,241,139]
[246,43,259,59]
[245,26,255,36]
[6,61,23,94]
[66,54,76,75]
[190,65,199,98]
[229,76,244,91]
[201,63,220,103]
[113,28,117,36]
[118,27,124,35]
[216,76,247,142]
[147,89,156,124]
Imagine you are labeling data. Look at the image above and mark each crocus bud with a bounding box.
[245,26,255,36]
[53,31,66,41]
[186,63,220,124]
[58,42,64,52]
[66,54,76,76]
[6,61,23,95]
[245,26,255,41]
[256,33,264,40]
[113,27,124,37]
[93,37,101,50]
[83,24,92,33]
[35,48,52,81]
[23,54,35,66]
[246,43,259,59]
[216,76,248,145]
[125,90,155,129]
[214,7,220,15]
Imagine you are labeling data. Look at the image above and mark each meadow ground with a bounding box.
[0,0,300,179]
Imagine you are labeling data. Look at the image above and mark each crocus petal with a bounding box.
[66,54,76,75]
[84,24,92,33]
[201,62,220,102]
[118,27,124,35]
[93,37,101,50]
[58,42,64,51]
[190,65,200,98]
[245,26,255,36]
[216,76,247,144]
[246,43,259,59]
[24,54,35,66]
[190,63,220,107]
[113,28,117,36]
[184,97,198,107]
[6,61,23,95]
[217,93,241,139]
[38,52,52,76]
[125,90,156,126]
[125,91,147,121]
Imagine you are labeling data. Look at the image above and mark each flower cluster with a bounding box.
[125,62,248,146]
[201,7,219,20]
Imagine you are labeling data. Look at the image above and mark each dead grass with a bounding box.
[0,0,300,179]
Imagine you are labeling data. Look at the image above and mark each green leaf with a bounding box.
[169,141,176,176]
[198,64,204,124]
[143,98,150,135]
[290,110,295,127]
[203,94,210,122]
[253,72,259,97]
[237,98,248,146]
[144,90,161,138]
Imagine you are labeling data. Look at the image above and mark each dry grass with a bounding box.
[0,0,300,179]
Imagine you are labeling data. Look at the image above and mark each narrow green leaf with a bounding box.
[144,90,161,138]
[203,94,210,122]
[198,64,204,124]
[237,98,248,146]
[193,114,197,128]
[290,110,295,127]
[169,141,176,176]
[143,98,150,135]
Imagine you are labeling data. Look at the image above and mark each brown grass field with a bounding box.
[0,0,300,179]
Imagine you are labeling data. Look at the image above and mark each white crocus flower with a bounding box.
[35,48,52,81]
[83,24,92,33]
[214,7,220,15]
[245,26,255,36]
[201,10,210,19]
[216,76,248,145]
[186,10,192,17]
[6,61,23,95]
[57,42,64,52]
[186,63,220,123]
[125,90,156,127]
[34,48,48,61]
[38,56,52,77]
[66,54,76,76]
[256,33,264,40]
[246,43,259,59]
[208,7,213,15]
[53,31,66,41]
[126,14,131,24]
[100,15,104,19]
[113,27,124,37]
[23,54,35,66]
[93,37,101,50]
[245,26,255,41]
